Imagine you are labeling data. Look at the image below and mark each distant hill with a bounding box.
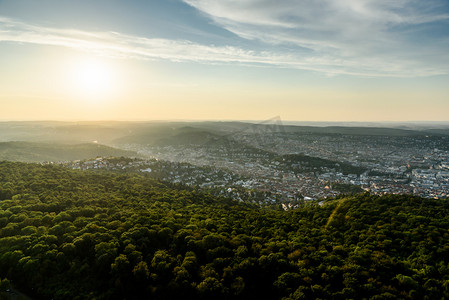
[281,125,436,136]
[0,141,137,162]
[1,121,448,147]
[114,126,222,146]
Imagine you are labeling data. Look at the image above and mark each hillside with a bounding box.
[2,121,448,147]
[0,142,137,162]
[278,153,367,175]
[114,126,222,146]
[0,162,449,299]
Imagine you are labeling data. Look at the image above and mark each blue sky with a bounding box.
[0,0,448,121]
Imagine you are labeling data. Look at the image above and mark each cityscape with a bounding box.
[42,122,449,205]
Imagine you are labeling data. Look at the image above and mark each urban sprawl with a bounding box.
[49,131,449,205]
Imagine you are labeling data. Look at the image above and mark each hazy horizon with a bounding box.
[2,118,449,129]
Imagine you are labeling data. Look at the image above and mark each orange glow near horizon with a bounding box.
[0,44,448,122]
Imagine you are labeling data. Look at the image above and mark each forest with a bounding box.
[278,154,367,175]
[0,142,136,163]
[0,161,449,299]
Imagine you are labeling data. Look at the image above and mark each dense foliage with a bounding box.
[0,161,449,299]
[0,142,136,163]
[278,154,366,175]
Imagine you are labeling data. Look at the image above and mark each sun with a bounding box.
[68,57,117,103]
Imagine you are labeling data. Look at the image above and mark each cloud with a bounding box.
[0,17,269,62]
[183,0,449,76]
[1,9,448,77]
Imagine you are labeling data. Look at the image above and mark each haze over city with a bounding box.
[1,0,449,121]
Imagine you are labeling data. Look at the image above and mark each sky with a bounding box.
[0,0,448,122]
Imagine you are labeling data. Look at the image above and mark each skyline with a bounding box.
[1,0,449,122]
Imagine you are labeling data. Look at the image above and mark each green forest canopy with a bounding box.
[0,161,448,299]
[0,142,137,163]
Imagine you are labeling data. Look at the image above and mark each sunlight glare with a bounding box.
[69,57,117,103]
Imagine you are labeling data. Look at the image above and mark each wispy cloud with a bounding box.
[183,0,449,76]
[1,9,448,77]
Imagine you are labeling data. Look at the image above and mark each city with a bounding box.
[46,124,449,205]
